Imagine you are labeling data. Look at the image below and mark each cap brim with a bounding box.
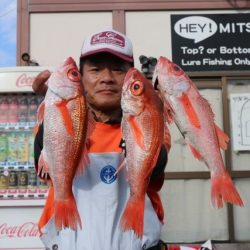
[80,48,134,63]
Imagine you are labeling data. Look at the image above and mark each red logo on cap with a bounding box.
[91,31,125,47]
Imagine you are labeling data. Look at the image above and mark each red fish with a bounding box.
[152,56,244,208]
[120,68,164,238]
[37,57,88,230]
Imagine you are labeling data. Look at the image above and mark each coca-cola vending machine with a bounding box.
[0,66,49,249]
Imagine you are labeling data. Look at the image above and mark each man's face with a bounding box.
[81,53,131,113]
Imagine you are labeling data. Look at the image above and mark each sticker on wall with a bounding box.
[230,93,250,151]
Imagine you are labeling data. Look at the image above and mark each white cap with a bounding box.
[80,28,134,63]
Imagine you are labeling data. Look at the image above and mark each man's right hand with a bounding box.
[32,70,51,96]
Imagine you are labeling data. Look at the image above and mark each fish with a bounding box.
[152,56,244,208]
[120,68,165,238]
[37,57,88,231]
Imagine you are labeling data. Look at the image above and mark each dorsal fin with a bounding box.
[215,124,229,150]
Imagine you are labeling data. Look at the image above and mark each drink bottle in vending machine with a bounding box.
[0,95,9,124]
[0,93,49,199]
[0,132,8,165]
[8,94,19,123]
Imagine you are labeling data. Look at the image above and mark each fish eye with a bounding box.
[67,68,81,82]
[173,65,180,71]
[172,64,183,76]
[130,80,144,96]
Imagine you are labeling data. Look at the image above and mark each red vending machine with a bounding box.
[0,66,49,249]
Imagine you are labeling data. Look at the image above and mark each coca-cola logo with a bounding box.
[0,222,39,238]
[16,73,36,87]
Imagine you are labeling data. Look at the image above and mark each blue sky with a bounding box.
[0,0,17,67]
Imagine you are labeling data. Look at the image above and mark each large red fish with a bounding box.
[120,68,164,238]
[152,56,244,208]
[37,57,88,231]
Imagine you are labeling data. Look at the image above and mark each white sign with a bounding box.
[230,93,250,151]
[0,66,51,93]
[0,207,45,249]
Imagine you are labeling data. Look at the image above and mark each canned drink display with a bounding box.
[8,170,18,189]
[18,170,28,188]
[0,170,9,189]
[0,132,8,164]
[28,169,38,188]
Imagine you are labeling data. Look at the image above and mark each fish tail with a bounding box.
[120,196,145,238]
[211,172,244,208]
[54,195,82,231]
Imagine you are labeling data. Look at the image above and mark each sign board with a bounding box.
[0,67,52,93]
[171,14,250,72]
[230,93,250,151]
[0,207,45,249]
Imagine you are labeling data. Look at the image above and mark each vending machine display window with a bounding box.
[0,93,48,205]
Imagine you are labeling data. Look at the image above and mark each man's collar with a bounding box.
[91,110,122,124]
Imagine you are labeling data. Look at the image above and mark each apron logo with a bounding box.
[100,165,117,184]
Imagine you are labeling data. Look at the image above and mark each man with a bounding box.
[33,28,168,250]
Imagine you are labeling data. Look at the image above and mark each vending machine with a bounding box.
[0,66,49,249]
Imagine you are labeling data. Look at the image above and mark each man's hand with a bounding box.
[32,70,50,96]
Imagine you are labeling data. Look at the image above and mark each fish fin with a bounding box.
[128,115,146,150]
[120,196,145,238]
[179,93,201,128]
[75,146,89,177]
[38,186,54,235]
[215,124,229,150]
[54,195,82,231]
[211,171,244,208]
[164,101,175,124]
[33,124,39,136]
[164,123,171,152]
[35,101,45,136]
[147,174,165,223]
[38,152,50,179]
[55,100,75,136]
[37,101,45,124]
[189,145,203,161]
